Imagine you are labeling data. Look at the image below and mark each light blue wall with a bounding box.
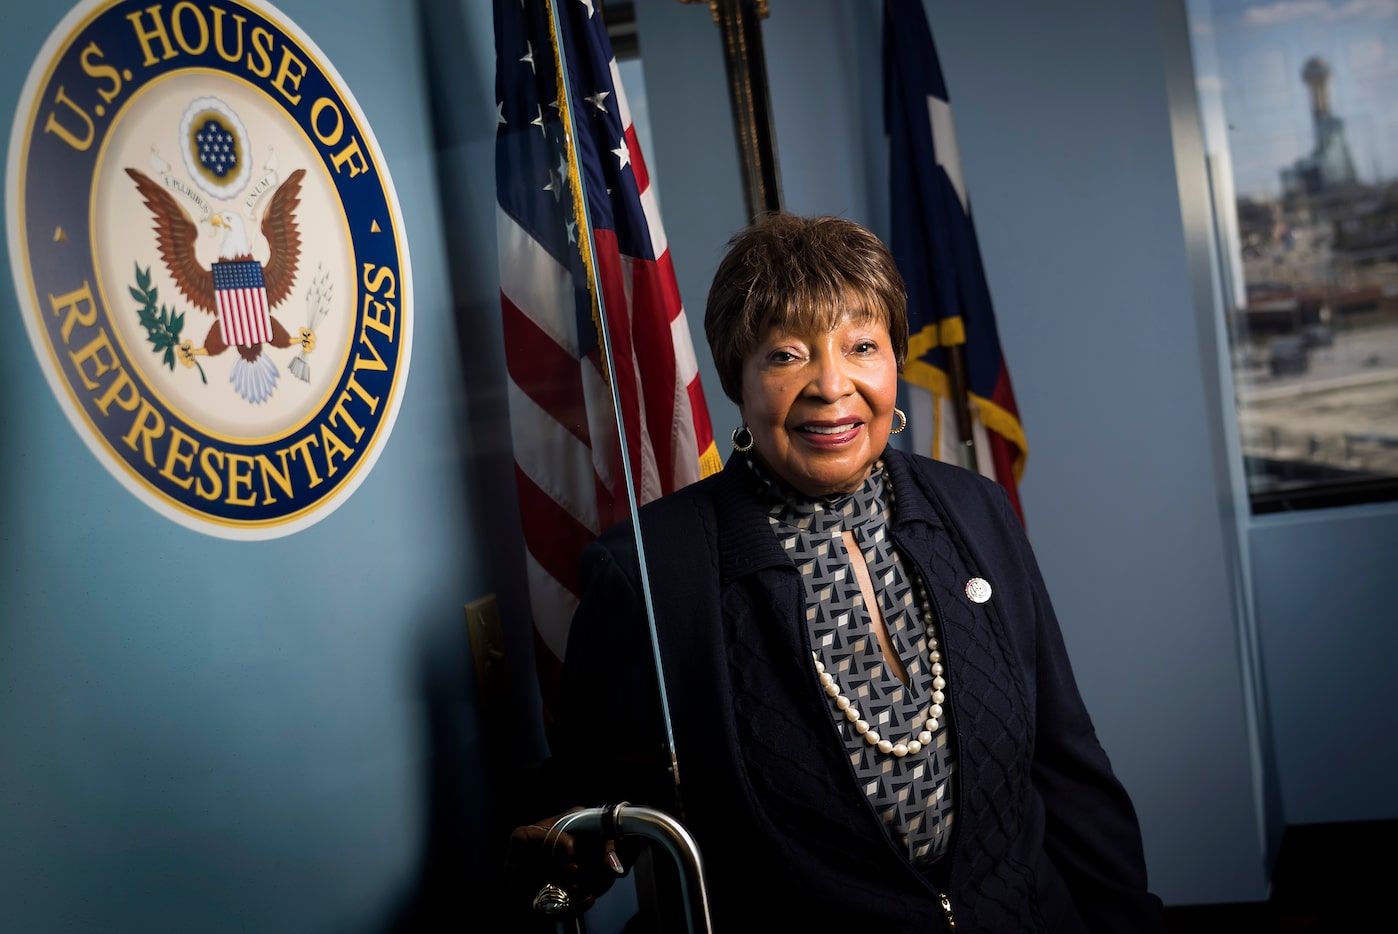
[4,0,1395,929]
[0,1,533,930]
[1250,504,1398,824]
[914,0,1264,902]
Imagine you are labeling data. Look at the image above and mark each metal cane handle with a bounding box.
[553,803,712,934]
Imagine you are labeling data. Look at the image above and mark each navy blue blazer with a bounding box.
[549,448,1166,932]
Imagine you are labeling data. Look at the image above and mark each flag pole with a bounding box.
[546,0,684,811]
[946,342,977,470]
[681,0,783,220]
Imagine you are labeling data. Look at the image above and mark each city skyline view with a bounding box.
[1191,0,1398,198]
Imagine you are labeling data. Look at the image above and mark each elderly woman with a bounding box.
[510,213,1165,932]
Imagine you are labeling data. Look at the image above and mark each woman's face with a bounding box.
[739,311,899,497]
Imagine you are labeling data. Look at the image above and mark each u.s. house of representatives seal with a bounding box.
[7,0,412,539]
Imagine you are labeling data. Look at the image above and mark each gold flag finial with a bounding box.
[678,1,769,26]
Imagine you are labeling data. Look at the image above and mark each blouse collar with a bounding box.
[709,448,944,583]
[746,453,890,536]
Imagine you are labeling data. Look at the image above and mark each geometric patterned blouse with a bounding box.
[751,456,956,868]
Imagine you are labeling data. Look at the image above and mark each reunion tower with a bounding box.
[1284,55,1358,194]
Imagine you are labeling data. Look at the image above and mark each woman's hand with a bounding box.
[505,806,629,918]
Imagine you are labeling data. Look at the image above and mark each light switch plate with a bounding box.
[464,594,505,700]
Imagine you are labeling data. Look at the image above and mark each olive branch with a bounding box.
[130,263,206,384]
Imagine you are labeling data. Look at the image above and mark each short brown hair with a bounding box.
[703,213,908,404]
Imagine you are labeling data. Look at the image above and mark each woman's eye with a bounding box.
[853,341,877,354]
[770,350,797,363]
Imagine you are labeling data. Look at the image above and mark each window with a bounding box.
[1187,0,1398,513]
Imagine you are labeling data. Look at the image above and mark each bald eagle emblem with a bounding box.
[124,165,318,403]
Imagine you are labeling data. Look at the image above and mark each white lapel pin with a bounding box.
[965,578,992,604]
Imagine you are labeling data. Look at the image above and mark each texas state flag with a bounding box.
[884,0,1028,523]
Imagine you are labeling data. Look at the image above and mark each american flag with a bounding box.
[884,0,1028,523]
[212,259,273,347]
[493,0,721,735]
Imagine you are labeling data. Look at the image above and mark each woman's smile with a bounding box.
[792,419,864,447]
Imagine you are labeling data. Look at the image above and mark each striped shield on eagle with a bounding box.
[124,165,315,403]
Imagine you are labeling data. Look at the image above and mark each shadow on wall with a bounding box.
[384,604,649,931]
[381,610,536,932]
[380,1,558,929]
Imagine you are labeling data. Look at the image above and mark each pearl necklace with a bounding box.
[812,604,947,758]
[809,464,947,759]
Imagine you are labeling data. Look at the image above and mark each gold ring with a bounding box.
[532,882,572,915]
